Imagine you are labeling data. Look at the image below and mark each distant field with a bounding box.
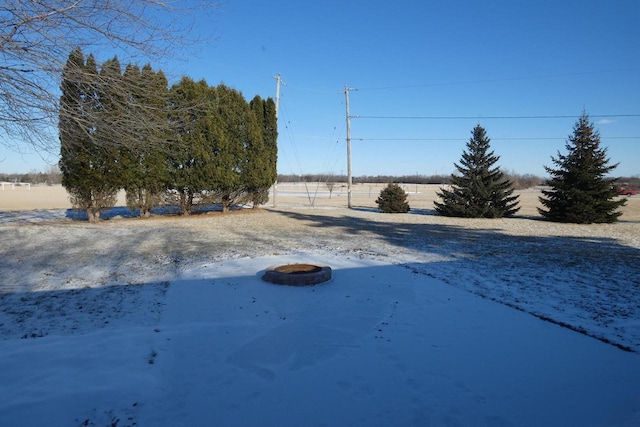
[1,183,639,222]
[1,181,639,353]
[1,182,639,353]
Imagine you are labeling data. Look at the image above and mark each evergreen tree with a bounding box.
[538,113,625,223]
[376,183,410,213]
[166,79,277,214]
[167,77,212,215]
[212,85,257,212]
[95,56,126,182]
[121,63,171,217]
[59,50,119,223]
[120,64,144,211]
[263,98,279,187]
[247,95,278,207]
[434,124,519,218]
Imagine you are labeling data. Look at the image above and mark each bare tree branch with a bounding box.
[0,0,218,153]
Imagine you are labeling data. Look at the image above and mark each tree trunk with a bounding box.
[87,208,100,223]
[221,192,231,213]
[179,190,191,215]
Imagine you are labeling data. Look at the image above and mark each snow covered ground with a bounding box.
[0,205,639,426]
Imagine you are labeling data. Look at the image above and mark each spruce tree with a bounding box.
[538,113,625,223]
[434,124,519,218]
[376,183,410,213]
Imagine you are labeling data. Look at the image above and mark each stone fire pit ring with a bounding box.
[263,263,332,286]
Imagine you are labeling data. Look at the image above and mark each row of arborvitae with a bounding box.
[59,48,277,222]
[376,113,626,223]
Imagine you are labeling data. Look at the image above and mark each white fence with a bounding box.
[0,182,31,191]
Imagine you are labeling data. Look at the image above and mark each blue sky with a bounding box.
[2,0,639,177]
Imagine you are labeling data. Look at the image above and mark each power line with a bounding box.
[356,136,640,141]
[355,114,640,120]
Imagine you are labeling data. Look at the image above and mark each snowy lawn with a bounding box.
[0,207,639,426]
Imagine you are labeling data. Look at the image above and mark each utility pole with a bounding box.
[272,73,283,207]
[344,84,356,209]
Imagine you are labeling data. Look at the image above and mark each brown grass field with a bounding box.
[1,182,639,352]
[2,182,638,222]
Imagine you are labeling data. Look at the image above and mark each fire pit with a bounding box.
[263,263,332,286]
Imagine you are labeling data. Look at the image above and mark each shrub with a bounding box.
[376,183,410,213]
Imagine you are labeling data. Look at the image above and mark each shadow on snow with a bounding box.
[272,209,640,352]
